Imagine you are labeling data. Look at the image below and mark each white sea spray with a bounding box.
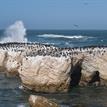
[1,21,27,43]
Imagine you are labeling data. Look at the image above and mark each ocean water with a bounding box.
[27,30,107,47]
[0,30,107,107]
[0,73,107,107]
[0,30,107,47]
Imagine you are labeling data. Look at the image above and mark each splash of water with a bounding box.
[1,21,28,43]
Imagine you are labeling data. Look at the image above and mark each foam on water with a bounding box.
[38,34,88,39]
[1,21,28,43]
[17,104,26,107]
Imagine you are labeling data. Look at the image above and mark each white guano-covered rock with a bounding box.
[0,50,7,72]
[5,51,23,76]
[18,56,71,93]
[81,53,107,86]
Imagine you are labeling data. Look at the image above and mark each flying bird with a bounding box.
[73,24,79,28]
[84,2,89,5]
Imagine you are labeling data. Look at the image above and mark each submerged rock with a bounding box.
[29,95,60,107]
[18,56,71,93]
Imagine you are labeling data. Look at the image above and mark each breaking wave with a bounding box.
[37,34,90,39]
[1,21,28,43]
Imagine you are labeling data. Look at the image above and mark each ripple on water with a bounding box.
[0,73,107,107]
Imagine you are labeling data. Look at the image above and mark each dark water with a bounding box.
[0,30,107,107]
[0,73,107,107]
[0,73,29,107]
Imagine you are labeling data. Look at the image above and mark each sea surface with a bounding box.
[26,30,107,47]
[0,30,107,107]
[0,30,107,47]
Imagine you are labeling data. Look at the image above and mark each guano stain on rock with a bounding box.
[0,43,107,93]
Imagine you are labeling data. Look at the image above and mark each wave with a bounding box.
[0,21,28,43]
[37,34,91,39]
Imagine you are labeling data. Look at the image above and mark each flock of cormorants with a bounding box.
[0,42,107,57]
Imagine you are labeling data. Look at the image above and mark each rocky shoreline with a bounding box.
[0,42,107,93]
[1,42,107,106]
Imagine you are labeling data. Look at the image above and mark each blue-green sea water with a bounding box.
[0,30,107,107]
[0,73,107,107]
[0,30,107,47]
[26,30,107,47]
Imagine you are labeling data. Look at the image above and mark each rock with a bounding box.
[80,53,107,86]
[0,50,7,72]
[29,95,60,107]
[69,55,84,87]
[4,51,23,76]
[1,43,107,90]
[18,56,71,93]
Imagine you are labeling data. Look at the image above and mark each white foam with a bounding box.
[17,104,25,107]
[38,34,87,39]
[1,21,28,43]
